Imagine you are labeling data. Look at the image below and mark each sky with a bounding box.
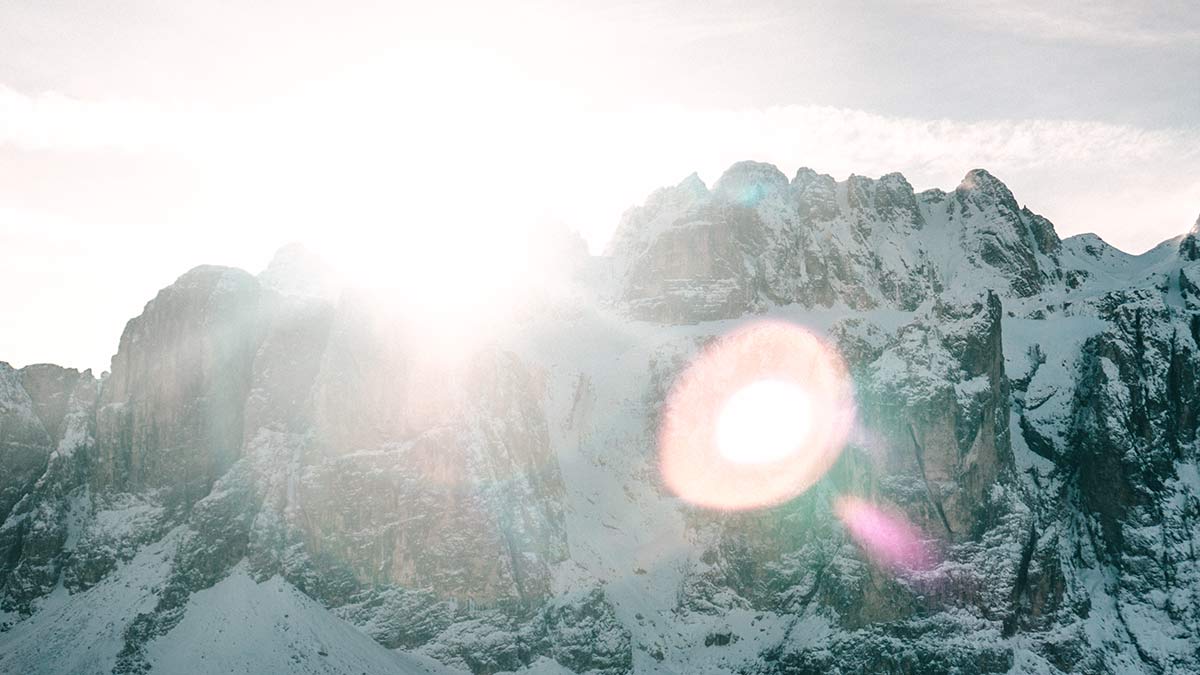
[2,0,1199,372]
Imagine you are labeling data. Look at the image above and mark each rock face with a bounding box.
[0,362,96,614]
[607,164,1061,321]
[3,164,1200,674]
[94,266,265,511]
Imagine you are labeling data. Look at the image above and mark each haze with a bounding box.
[2,0,1198,372]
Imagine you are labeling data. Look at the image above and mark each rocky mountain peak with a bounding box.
[792,165,833,186]
[1180,225,1200,262]
[1183,213,1200,259]
[258,242,342,301]
[611,161,1078,319]
[97,264,265,509]
[18,364,91,447]
[847,171,923,226]
[956,167,1017,203]
[167,263,255,292]
[675,171,708,198]
[952,169,1025,227]
[712,160,789,205]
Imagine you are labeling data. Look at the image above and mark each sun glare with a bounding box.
[715,379,813,465]
[834,496,934,572]
[203,41,598,354]
[658,321,855,511]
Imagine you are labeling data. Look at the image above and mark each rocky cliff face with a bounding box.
[607,164,1061,322]
[2,164,1199,674]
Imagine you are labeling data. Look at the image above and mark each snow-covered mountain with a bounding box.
[3,163,1200,674]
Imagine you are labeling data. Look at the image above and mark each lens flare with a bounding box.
[834,496,933,572]
[658,321,854,511]
[715,379,812,465]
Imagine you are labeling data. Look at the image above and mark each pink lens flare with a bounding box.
[834,495,935,572]
[657,320,855,511]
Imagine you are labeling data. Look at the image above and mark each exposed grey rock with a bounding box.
[0,363,53,524]
[94,265,267,511]
[608,164,1066,324]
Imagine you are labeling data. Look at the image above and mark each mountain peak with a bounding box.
[713,161,789,206]
[258,242,341,301]
[957,168,1008,193]
[955,168,1020,214]
[675,171,709,198]
[176,263,249,282]
[1180,215,1200,260]
[792,166,835,186]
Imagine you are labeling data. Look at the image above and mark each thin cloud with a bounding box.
[0,84,176,152]
[1,81,1197,255]
[561,104,1200,253]
[911,0,1200,46]
[576,0,791,45]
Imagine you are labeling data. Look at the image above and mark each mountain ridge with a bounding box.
[3,163,1200,674]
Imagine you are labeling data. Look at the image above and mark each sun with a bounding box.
[198,41,579,328]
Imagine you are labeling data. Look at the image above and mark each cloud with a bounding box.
[584,0,787,44]
[562,103,1200,253]
[0,84,180,152]
[677,105,1196,173]
[910,0,1200,46]
[1,79,1197,256]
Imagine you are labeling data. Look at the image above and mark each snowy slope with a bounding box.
[0,529,180,675]
[0,533,449,675]
[145,565,450,675]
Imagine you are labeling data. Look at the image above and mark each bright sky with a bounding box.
[2,0,1198,372]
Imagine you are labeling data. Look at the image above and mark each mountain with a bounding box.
[3,163,1200,674]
